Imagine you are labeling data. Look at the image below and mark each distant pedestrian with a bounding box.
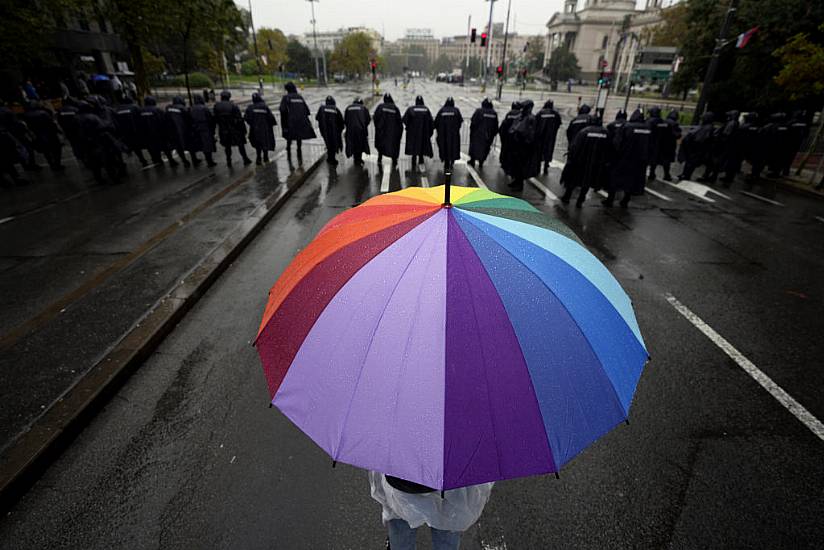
[113,96,149,166]
[506,99,540,191]
[213,90,251,167]
[604,109,650,208]
[244,92,277,165]
[497,101,521,177]
[316,96,344,166]
[434,97,463,170]
[535,99,561,174]
[344,97,371,167]
[279,81,316,162]
[190,95,217,167]
[402,95,434,171]
[561,114,610,207]
[140,96,178,166]
[567,78,574,93]
[76,75,90,97]
[740,112,764,180]
[22,79,39,101]
[373,93,402,168]
[467,98,498,169]
[677,112,715,181]
[566,104,592,154]
[369,471,492,550]
[166,96,192,167]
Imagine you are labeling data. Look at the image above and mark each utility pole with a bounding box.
[248,0,262,92]
[465,15,472,76]
[306,0,325,86]
[483,0,497,88]
[693,0,739,124]
[496,0,511,101]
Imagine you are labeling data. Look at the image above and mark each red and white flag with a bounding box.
[735,26,759,49]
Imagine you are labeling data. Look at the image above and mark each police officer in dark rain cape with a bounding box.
[498,101,521,176]
[21,101,64,171]
[561,113,610,207]
[566,104,592,153]
[214,90,251,166]
[762,112,789,177]
[467,98,497,168]
[784,111,809,176]
[279,81,316,162]
[77,100,127,183]
[244,92,277,165]
[402,95,434,170]
[535,99,561,173]
[344,97,371,166]
[606,110,627,142]
[716,110,742,184]
[647,107,675,181]
[316,96,344,166]
[166,96,192,166]
[373,93,402,167]
[190,95,217,167]
[506,99,540,191]
[113,96,148,166]
[434,97,463,170]
[739,112,764,180]
[605,109,650,208]
[677,112,715,181]
[57,98,86,166]
[140,96,177,166]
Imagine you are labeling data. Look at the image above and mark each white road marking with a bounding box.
[380,161,391,193]
[549,159,566,169]
[645,188,674,202]
[661,180,716,203]
[816,216,824,224]
[527,178,558,200]
[665,293,824,442]
[0,216,15,225]
[597,190,609,198]
[420,174,430,188]
[461,153,488,189]
[141,162,160,171]
[739,190,785,206]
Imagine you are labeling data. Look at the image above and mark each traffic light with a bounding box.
[496,65,503,78]
[370,59,377,77]
[480,32,487,47]
[470,28,477,43]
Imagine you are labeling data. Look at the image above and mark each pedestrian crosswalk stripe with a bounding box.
[665,293,824,442]
[645,188,674,202]
[461,153,489,189]
[0,216,15,225]
[527,178,558,201]
[597,190,609,198]
[420,174,430,188]
[816,216,824,224]
[660,180,716,203]
[739,190,785,206]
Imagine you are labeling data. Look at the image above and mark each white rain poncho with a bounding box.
[368,471,494,532]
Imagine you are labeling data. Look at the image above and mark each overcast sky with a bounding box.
[247,0,575,41]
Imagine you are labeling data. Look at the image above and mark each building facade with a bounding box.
[299,27,383,55]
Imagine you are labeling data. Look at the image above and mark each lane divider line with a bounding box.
[661,180,716,203]
[461,153,489,189]
[815,216,824,224]
[665,293,824,442]
[597,190,609,198]
[645,188,674,202]
[527,178,558,201]
[739,190,785,207]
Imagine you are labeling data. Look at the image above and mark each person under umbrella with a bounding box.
[561,114,611,207]
[113,96,148,166]
[566,104,592,154]
[604,109,651,208]
[166,96,192,167]
[402,95,434,172]
[140,96,177,166]
[213,90,251,167]
[677,112,715,181]
[497,101,521,177]
[245,92,277,165]
[316,96,344,166]
[467,98,498,169]
[279,82,316,162]
[190,95,217,167]
[535,99,562,174]
[434,97,463,170]
[344,97,371,167]
[506,99,540,191]
[373,93,402,168]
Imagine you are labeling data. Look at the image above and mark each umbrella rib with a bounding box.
[331,219,440,463]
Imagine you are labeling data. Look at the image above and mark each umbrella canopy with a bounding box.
[255,186,648,491]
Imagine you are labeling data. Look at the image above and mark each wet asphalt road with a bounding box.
[2,81,824,549]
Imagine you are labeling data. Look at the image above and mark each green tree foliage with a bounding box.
[544,47,580,83]
[240,59,260,76]
[1,0,80,69]
[773,24,824,103]
[524,37,545,72]
[330,32,376,77]
[257,28,289,72]
[432,54,454,75]
[467,56,482,78]
[286,40,314,77]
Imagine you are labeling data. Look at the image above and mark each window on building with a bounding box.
[602,35,609,49]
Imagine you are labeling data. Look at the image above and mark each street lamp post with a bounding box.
[693,0,739,124]
[483,0,497,89]
[306,0,326,86]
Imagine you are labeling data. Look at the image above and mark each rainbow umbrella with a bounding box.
[255,184,648,491]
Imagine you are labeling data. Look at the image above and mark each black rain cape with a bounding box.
[434,98,463,163]
[165,97,191,152]
[468,99,498,163]
[402,97,434,157]
[507,100,540,180]
[190,97,216,153]
[609,110,651,194]
[563,118,611,190]
[316,97,344,153]
[344,101,371,158]
[213,98,247,146]
[566,105,592,152]
[279,84,317,140]
[535,100,561,162]
[373,95,403,159]
[498,102,521,175]
[245,96,277,151]
[140,97,171,152]
[678,113,715,166]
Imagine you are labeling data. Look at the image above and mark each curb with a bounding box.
[774,178,824,201]
[0,153,325,512]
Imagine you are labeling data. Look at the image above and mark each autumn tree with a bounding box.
[257,28,289,73]
[330,32,377,77]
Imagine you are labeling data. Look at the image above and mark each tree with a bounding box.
[330,32,376,77]
[773,24,824,103]
[1,0,80,71]
[524,37,545,72]
[286,39,314,77]
[544,47,580,83]
[432,54,454,75]
[467,56,482,78]
[257,28,289,73]
[650,2,690,47]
